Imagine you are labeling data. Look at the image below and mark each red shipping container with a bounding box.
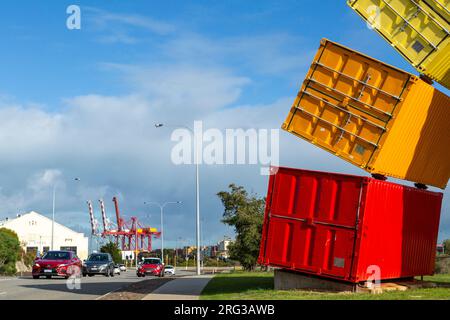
[258,167,443,283]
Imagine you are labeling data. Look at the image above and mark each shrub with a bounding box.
[0,228,21,275]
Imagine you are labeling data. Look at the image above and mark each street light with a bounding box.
[51,177,81,250]
[156,123,201,276]
[144,201,182,264]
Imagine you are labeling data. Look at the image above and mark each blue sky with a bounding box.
[0,0,448,248]
[2,0,434,105]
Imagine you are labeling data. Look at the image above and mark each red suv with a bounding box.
[137,258,165,277]
[32,250,82,279]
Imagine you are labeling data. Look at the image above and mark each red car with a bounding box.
[32,250,82,279]
[137,258,165,277]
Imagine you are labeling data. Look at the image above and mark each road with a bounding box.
[0,269,192,300]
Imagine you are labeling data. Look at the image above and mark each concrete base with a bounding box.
[274,269,356,292]
[274,269,435,293]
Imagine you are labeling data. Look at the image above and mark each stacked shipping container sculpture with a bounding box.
[259,1,449,285]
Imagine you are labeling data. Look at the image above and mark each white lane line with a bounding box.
[95,287,121,300]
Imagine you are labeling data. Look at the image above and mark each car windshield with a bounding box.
[42,251,70,260]
[87,254,109,262]
[143,258,160,265]
[165,265,173,269]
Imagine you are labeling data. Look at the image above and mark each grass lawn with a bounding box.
[200,271,450,300]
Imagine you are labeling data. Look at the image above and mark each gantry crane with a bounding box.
[87,197,161,254]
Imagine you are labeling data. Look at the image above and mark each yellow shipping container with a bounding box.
[347,0,450,89]
[283,39,450,189]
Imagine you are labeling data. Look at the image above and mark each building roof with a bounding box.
[0,211,86,237]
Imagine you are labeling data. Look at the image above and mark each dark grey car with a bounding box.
[82,253,115,277]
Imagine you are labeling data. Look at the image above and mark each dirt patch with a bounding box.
[100,277,175,300]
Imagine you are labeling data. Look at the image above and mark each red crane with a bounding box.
[87,197,161,253]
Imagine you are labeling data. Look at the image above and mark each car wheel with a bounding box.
[64,275,70,280]
[32,275,39,279]
[82,273,86,277]
[104,269,110,277]
[88,274,94,277]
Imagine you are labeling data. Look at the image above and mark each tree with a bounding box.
[444,239,450,255]
[217,184,265,271]
[0,228,21,275]
[100,242,122,263]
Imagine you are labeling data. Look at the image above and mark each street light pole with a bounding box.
[51,184,56,250]
[195,140,201,275]
[144,201,181,265]
[155,123,201,275]
[51,177,80,251]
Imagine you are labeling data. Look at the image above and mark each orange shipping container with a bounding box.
[282,39,450,189]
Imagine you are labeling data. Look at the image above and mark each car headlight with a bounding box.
[58,264,68,268]
[34,263,40,268]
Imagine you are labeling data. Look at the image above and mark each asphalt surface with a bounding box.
[0,269,192,300]
[143,275,213,300]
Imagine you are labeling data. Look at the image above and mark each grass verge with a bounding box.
[200,272,450,300]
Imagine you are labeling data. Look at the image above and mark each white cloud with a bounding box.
[98,64,251,114]
[27,169,63,192]
[158,32,314,76]
[85,7,176,36]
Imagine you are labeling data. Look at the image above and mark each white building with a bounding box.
[0,211,89,260]
[217,239,232,259]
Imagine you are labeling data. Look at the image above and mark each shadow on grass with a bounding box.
[421,281,450,288]
[202,273,274,295]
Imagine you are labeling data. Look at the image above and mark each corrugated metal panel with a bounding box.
[282,39,450,189]
[370,79,450,188]
[259,167,362,280]
[263,218,356,279]
[354,179,442,281]
[347,0,450,89]
[258,167,443,283]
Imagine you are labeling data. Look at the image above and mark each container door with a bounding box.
[348,0,450,73]
[283,39,411,169]
[261,168,363,280]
